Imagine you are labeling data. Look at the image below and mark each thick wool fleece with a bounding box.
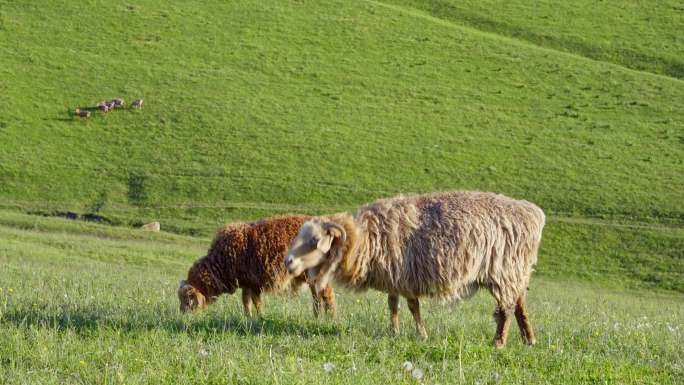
[327,191,545,308]
[186,215,319,300]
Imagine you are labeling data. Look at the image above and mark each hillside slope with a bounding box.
[383,0,684,78]
[1,0,682,235]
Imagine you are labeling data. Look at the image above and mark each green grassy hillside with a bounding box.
[1,0,682,234]
[384,0,684,79]
[1,213,682,384]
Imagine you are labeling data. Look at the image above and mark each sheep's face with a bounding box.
[285,219,346,292]
[178,280,208,313]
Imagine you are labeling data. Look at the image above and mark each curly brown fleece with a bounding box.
[178,215,335,317]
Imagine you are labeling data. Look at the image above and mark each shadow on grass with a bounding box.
[1,306,341,338]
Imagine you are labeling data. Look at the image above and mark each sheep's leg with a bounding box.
[388,294,400,336]
[406,297,428,340]
[514,296,536,345]
[493,305,514,348]
[309,284,322,317]
[251,289,263,316]
[320,283,336,316]
[241,288,253,317]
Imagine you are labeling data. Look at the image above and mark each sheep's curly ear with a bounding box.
[179,279,188,288]
[317,235,334,251]
[324,222,346,242]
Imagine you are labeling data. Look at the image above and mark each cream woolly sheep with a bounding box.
[285,191,545,347]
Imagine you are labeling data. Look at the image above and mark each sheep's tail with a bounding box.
[529,202,546,258]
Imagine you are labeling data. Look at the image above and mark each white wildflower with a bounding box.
[198,348,208,357]
[402,361,413,371]
[323,362,334,373]
[412,368,424,380]
[635,322,652,330]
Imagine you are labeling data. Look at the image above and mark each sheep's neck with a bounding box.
[190,258,227,298]
[333,215,371,288]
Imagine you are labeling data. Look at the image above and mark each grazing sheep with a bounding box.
[179,215,336,317]
[74,108,91,118]
[98,104,110,112]
[131,99,144,108]
[110,98,124,107]
[285,191,545,347]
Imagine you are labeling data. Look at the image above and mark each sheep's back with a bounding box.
[207,215,310,292]
[358,191,545,299]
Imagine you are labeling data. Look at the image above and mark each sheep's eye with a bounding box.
[310,238,319,247]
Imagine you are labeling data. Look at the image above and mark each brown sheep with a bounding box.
[179,215,336,317]
[285,191,545,347]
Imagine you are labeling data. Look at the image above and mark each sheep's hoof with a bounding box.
[390,327,400,337]
[493,338,507,349]
[417,330,428,341]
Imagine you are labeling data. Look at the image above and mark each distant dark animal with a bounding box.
[74,108,91,118]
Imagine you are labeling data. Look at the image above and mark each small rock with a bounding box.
[141,221,160,232]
